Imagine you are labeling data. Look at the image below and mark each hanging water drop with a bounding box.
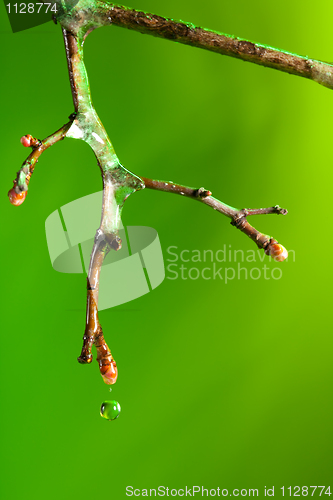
[100,400,121,420]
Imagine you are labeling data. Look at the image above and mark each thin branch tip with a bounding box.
[242,205,288,217]
[273,205,288,215]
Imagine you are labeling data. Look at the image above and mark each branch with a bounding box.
[8,121,72,205]
[8,2,293,390]
[141,178,288,261]
[61,28,143,384]
[56,1,333,90]
[77,229,119,385]
[9,23,144,383]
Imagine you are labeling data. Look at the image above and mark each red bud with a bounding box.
[8,188,27,206]
[20,134,33,147]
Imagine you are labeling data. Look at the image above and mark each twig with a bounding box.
[141,178,288,259]
[242,206,287,216]
[8,121,72,204]
[61,28,143,384]
[77,229,119,384]
[56,1,333,90]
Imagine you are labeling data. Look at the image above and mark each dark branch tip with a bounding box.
[196,187,212,198]
[77,354,93,364]
[274,205,288,215]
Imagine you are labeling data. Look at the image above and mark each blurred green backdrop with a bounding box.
[1,1,332,499]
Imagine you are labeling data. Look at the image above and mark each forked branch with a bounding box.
[142,178,288,260]
[8,122,72,205]
[8,0,292,385]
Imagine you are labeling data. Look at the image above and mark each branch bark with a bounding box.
[56,0,333,90]
[10,122,72,195]
[61,27,144,384]
[77,229,119,385]
[142,178,288,258]
[8,1,292,386]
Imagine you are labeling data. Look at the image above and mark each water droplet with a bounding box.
[109,387,113,392]
[100,400,121,421]
[180,191,184,195]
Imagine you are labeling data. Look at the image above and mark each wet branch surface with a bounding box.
[61,27,138,385]
[11,122,72,195]
[77,230,118,385]
[8,0,292,384]
[57,1,333,90]
[107,5,333,89]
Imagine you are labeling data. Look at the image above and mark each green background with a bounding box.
[1,0,332,498]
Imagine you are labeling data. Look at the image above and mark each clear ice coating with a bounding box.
[100,400,121,420]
